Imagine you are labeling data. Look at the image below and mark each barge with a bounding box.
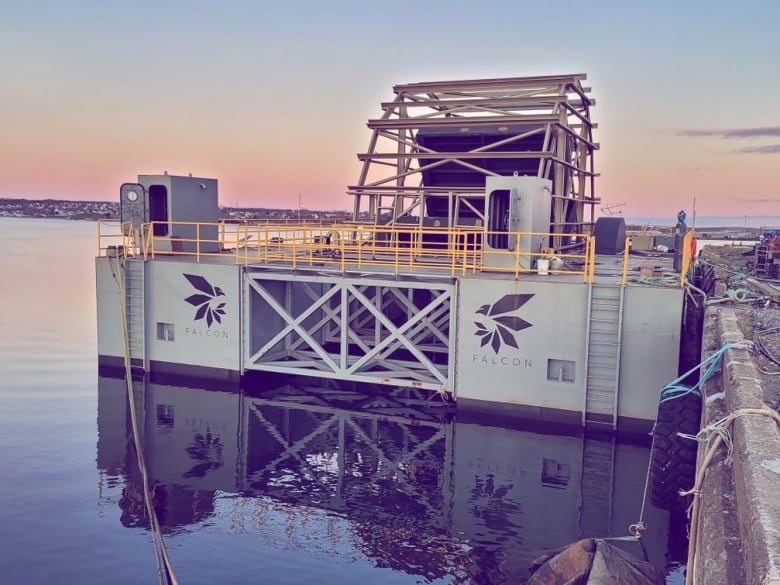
[96,74,693,432]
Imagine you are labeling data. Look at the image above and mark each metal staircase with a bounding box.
[123,257,145,367]
[583,284,624,428]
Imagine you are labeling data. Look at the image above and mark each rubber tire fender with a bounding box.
[649,392,702,511]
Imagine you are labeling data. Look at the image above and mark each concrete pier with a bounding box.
[695,307,780,585]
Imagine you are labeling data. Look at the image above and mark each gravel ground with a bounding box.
[697,244,780,410]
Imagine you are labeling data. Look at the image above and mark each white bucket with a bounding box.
[537,258,550,275]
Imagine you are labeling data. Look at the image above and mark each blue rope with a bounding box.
[696,257,748,280]
[659,343,738,404]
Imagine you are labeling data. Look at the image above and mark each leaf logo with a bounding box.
[183,273,226,328]
[474,293,534,354]
[183,429,224,479]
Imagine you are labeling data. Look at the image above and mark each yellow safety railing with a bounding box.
[98,220,691,288]
[97,220,597,281]
[97,220,141,258]
[621,236,631,285]
[584,235,596,283]
[232,223,486,277]
[140,221,234,262]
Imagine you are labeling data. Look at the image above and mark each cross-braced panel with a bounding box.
[244,272,454,392]
[240,393,457,578]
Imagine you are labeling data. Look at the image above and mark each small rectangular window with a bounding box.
[149,184,169,236]
[541,458,571,488]
[156,404,174,429]
[547,359,575,383]
[157,322,175,341]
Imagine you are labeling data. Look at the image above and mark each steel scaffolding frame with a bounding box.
[350,74,599,240]
[243,271,455,392]
[240,390,453,529]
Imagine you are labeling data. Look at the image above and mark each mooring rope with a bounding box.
[636,272,683,287]
[681,407,780,585]
[632,342,750,549]
[110,256,179,585]
[684,278,708,308]
[694,257,749,281]
[704,288,764,305]
[659,342,748,405]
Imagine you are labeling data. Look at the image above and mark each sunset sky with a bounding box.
[1,0,778,220]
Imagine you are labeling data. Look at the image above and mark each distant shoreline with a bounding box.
[0,197,353,223]
[0,197,773,234]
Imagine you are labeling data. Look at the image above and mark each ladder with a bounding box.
[755,244,769,277]
[583,284,624,429]
[579,432,615,536]
[123,257,145,368]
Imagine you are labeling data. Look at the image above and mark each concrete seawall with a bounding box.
[695,307,780,585]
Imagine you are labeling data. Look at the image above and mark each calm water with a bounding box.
[0,218,681,584]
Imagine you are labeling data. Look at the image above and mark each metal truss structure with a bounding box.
[350,74,599,239]
[238,385,458,580]
[243,270,455,392]
[241,386,452,507]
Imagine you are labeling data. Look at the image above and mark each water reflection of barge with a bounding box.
[97,376,671,582]
[95,74,693,433]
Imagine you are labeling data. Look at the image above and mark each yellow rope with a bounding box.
[112,256,179,585]
[683,406,780,585]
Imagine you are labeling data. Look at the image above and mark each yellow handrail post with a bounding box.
[470,231,475,274]
[242,224,248,266]
[470,233,476,274]
[467,233,473,275]
[196,223,200,263]
[461,231,466,271]
[393,228,399,274]
[357,227,363,268]
[340,230,346,273]
[621,236,630,285]
[409,229,415,271]
[680,231,694,287]
[241,224,247,266]
[234,224,240,264]
[450,233,456,278]
[583,236,589,282]
[292,227,297,270]
[310,227,315,262]
[585,236,592,282]
[584,237,589,282]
